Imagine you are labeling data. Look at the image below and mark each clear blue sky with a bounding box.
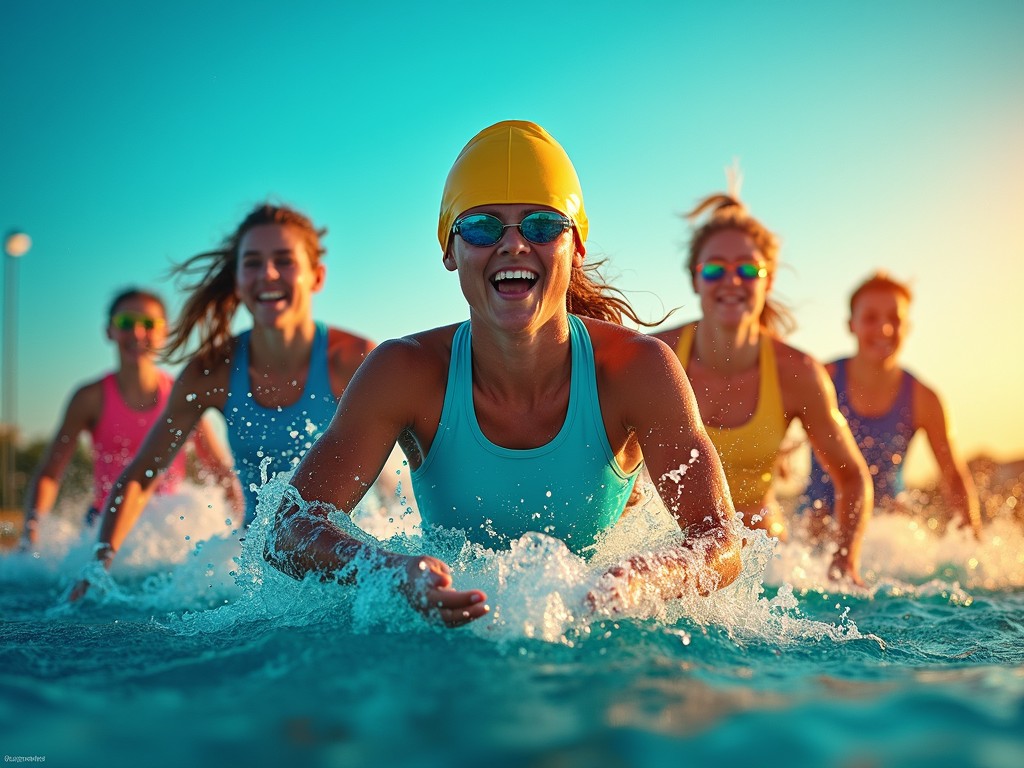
[2,1,1023,479]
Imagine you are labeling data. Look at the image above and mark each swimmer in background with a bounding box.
[652,193,872,583]
[801,272,981,536]
[265,120,742,627]
[22,288,239,549]
[70,206,375,600]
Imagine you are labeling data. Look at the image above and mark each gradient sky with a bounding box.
[2,1,1022,485]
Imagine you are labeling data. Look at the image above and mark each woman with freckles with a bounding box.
[265,120,742,627]
[652,194,872,584]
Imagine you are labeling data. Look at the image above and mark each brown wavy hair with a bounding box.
[848,271,913,317]
[684,193,795,336]
[567,230,657,326]
[163,204,326,366]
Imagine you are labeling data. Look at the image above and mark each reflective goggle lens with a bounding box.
[111,312,164,331]
[453,212,571,247]
[736,262,768,280]
[699,263,726,281]
[698,262,768,282]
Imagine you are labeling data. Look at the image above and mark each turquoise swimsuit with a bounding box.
[221,323,337,524]
[411,314,640,555]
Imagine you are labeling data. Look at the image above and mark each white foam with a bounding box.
[1,481,245,611]
[13,464,1018,648]
[177,475,874,649]
[768,505,1024,597]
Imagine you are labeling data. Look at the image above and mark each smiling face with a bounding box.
[234,223,325,331]
[444,203,581,335]
[693,228,773,329]
[107,295,168,363]
[849,287,909,364]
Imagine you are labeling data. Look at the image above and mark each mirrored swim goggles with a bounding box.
[111,311,165,331]
[452,211,573,247]
[697,261,769,282]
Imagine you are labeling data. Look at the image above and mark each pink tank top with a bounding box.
[89,371,187,509]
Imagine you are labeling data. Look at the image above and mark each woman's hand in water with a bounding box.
[585,537,742,615]
[399,555,489,628]
[67,545,115,603]
[584,562,636,616]
[828,547,865,587]
[68,578,91,603]
[585,553,681,616]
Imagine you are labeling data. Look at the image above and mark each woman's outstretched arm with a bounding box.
[589,332,742,612]
[265,338,489,628]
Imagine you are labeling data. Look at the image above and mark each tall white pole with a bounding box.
[2,231,31,511]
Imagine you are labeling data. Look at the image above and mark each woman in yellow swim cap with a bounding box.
[266,121,741,627]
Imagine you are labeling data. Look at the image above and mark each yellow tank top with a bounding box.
[675,325,788,508]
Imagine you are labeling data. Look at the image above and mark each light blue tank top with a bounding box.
[221,323,337,524]
[802,358,917,513]
[411,314,640,555]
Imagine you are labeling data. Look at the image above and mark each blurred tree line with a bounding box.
[0,431,92,512]
[1,430,225,515]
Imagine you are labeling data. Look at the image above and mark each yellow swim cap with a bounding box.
[438,120,588,254]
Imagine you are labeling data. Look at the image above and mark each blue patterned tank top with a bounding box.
[803,358,917,513]
[221,323,337,523]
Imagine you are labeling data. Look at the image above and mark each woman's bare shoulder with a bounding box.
[910,375,945,418]
[648,320,697,349]
[73,375,107,402]
[353,324,460,383]
[770,337,839,420]
[62,376,107,423]
[582,317,687,389]
[772,337,826,380]
[327,326,376,362]
[173,342,236,405]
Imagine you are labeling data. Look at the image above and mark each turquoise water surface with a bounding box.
[1,468,1022,768]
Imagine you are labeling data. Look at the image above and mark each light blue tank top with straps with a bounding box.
[221,322,337,524]
[411,314,640,556]
[803,357,917,513]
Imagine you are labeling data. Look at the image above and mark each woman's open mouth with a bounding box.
[491,269,539,296]
[257,290,287,305]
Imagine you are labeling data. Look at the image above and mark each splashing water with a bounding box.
[1,466,1022,766]
[189,471,876,653]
